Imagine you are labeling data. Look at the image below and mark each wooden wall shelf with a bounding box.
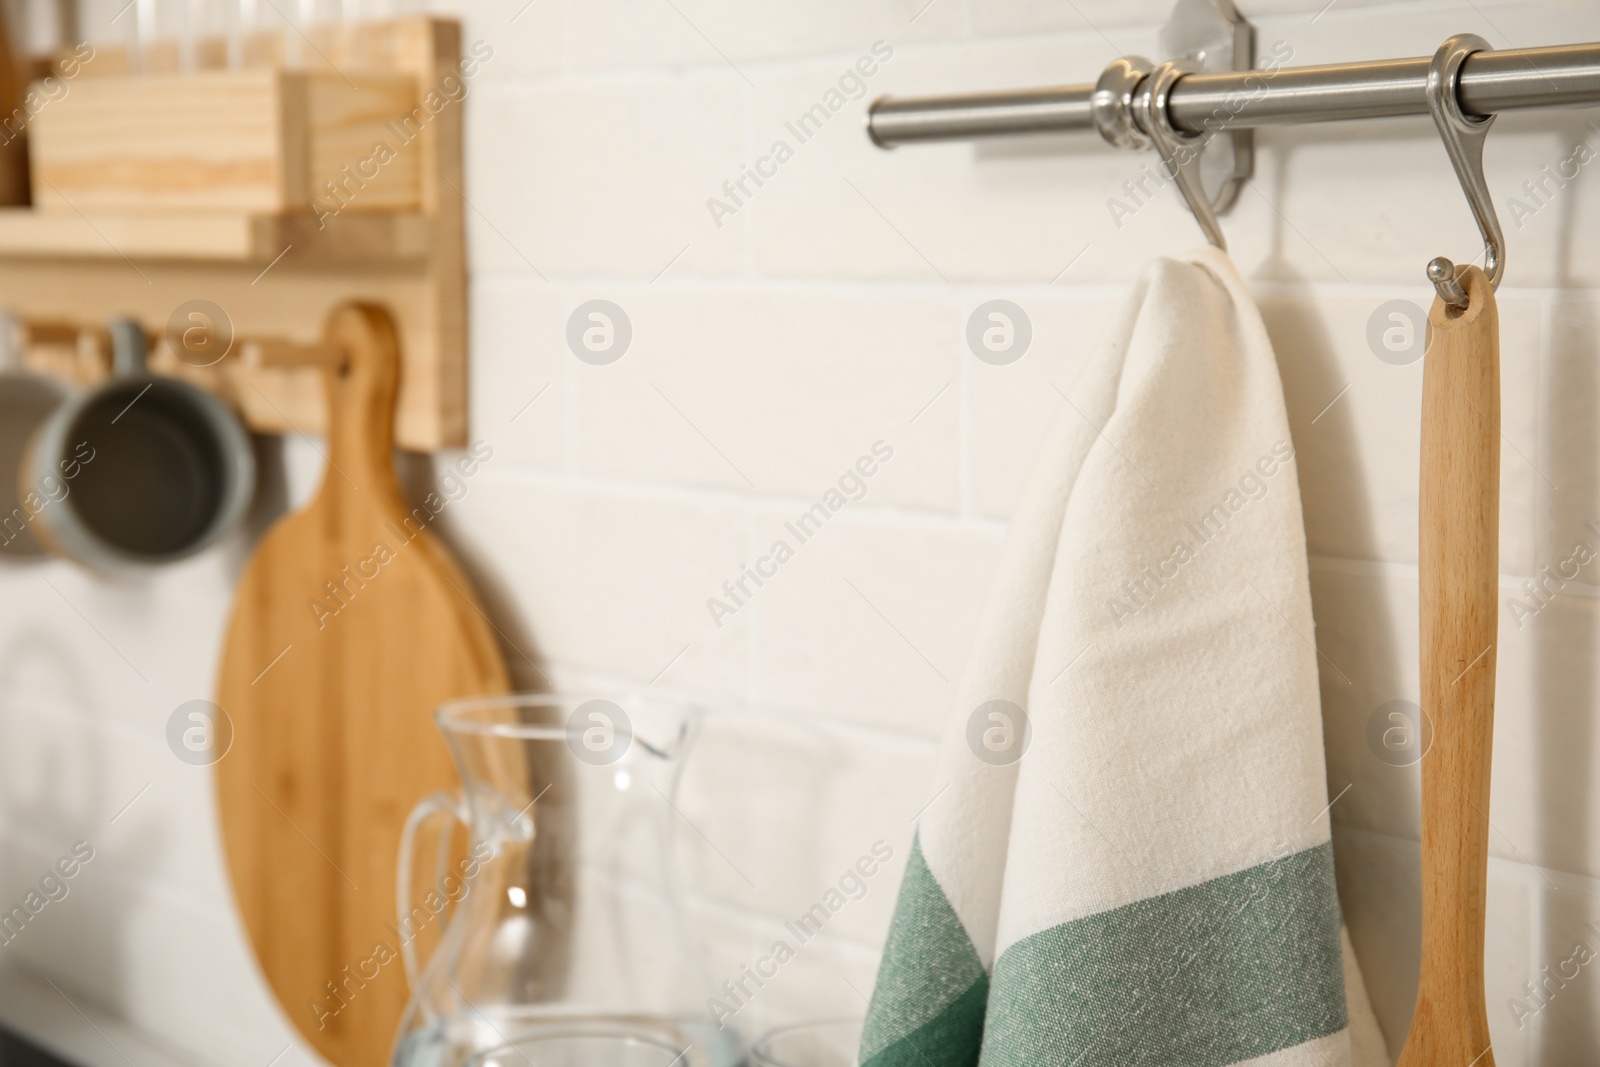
[4,16,468,451]
[0,209,430,262]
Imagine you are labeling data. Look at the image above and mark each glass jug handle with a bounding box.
[396,789,467,990]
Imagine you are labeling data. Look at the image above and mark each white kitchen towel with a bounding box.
[860,247,1388,1067]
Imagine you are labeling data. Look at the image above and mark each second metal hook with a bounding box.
[1136,59,1229,251]
[1426,33,1503,310]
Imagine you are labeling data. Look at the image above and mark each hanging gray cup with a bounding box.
[24,318,255,570]
[0,315,73,559]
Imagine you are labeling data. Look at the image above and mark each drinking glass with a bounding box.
[750,1019,863,1067]
[465,1025,691,1067]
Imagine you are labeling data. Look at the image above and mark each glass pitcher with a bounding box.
[390,693,738,1067]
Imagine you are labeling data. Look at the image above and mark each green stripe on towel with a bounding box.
[863,974,989,1067]
[861,834,990,1067]
[979,841,1347,1067]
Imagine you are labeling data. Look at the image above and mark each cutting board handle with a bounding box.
[320,302,404,500]
[1398,263,1500,1067]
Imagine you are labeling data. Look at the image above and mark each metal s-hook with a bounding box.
[1089,2,1251,252]
[1426,33,1503,310]
[1136,59,1229,251]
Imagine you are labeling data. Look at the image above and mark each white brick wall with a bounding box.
[13,0,1600,1064]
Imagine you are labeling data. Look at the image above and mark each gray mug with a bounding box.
[0,315,72,559]
[24,318,256,570]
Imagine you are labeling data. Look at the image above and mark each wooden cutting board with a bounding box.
[216,302,509,1067]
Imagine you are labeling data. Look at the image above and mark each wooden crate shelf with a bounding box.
[5,16,468,452]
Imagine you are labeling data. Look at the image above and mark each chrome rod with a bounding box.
[867,42,1600,146]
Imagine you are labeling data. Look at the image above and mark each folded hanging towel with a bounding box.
[860,247,1389,1067]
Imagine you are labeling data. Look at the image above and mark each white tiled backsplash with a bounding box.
[8,0,1600,1064]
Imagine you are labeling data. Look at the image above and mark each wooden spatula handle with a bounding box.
[1398,264,1499,1067]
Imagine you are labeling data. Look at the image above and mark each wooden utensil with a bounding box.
[216,302,508,1067]
[0,2,30,205]
[1397,264,1499,1067]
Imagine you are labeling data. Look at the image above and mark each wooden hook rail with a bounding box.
[11,314,340,372]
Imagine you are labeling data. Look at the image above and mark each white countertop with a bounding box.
[0,966,214,1067]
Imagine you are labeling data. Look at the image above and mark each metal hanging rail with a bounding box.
[866,42,1600,147]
